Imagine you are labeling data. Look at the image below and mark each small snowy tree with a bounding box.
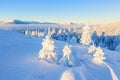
[51,27,56,35]
[25,29,29,35]
[59,44,74,67]
[80,23,92,45]
[57,29,63,35]
[31,30,37,36]
[47,27,51,37]
[93,47,105,63]
[38,31,44,37]
[88,44,96,54]
[39,35,58,64]
[70,36,77,43]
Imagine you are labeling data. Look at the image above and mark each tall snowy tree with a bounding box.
[39,35,58,64]
[80,23,92,45]
[93,47,105,63]
[59,44,74,67]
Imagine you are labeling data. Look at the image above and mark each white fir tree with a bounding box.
[39,33,58,64]
[93,47,105,63]
[59,44,74,67]
[80,23,91,45]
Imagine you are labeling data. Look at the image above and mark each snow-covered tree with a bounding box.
[92,31,99,46]
[63,29,66,34]
[68,27,71,32]
[59,44,74,67]
[51,28,57,39]
[51,27,56,35]
[25,29,29,35]
[70,36,77,43]
[93,47,105,63]
[31,30,37,36]
[57,29,63,35]
[88,44,96,54]
[37,31,44,37]
[43,28,48,37]
[39,35,58,64]
[80,23,92,45]
[47,27,51,37]
[99,32,106,47]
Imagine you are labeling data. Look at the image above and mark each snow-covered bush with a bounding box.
[80,23,92,45]
[39,35,58,64]
[93,47,105,63]
[59,44,74,67]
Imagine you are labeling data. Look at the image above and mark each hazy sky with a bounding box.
[0,0,120,24]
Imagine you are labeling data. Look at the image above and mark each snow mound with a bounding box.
[60,69,82,80]
[60,69,75,80]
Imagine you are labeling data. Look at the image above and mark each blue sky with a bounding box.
[0,0,120,24]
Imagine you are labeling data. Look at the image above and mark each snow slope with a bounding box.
[0,29,120,80]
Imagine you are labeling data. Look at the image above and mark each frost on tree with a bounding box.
[80,23,92,45]
[39,35,58,64]
[93,47,105,63]
[59,44,74,67]
[88,44,96,54]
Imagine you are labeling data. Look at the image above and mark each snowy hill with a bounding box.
[0,29,120,80]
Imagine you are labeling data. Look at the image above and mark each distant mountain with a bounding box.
[11,20,41,24]
[92,21,120,36]
[1,19,57,24]
[0,21,7,24]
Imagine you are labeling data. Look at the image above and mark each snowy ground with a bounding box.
[0,29,120,80]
